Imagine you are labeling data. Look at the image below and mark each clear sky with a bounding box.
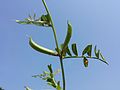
[0,0,120,90]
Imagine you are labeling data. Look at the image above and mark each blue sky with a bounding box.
[0,0,120,90]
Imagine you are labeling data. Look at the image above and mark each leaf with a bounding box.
[60,44,72,56]
[66,46,72,56]
[82,44,92,57]
[72,43,78,56]
[41,14,50,23]
[33,13,36,20]
[16,14,51,27]
[41,15,48,21]
[94,46,108,65]
[53,69,60,76]
[60,44,67,56]
[94,45,100,58]
[46,78,53,83]
[100,53,105,61]
[28,14,33,20]
[16,19,44,26]
[29,37,58,56]
[32,20,45,26]
[62,21,72,52]
[16,20,31,24]
[83,57,88,67]
[33,64,61,89]
[56,81,62,90]
[48,64,53,73]
[99,59,109,65]
[25,86,32,90]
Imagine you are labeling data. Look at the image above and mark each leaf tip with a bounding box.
[67,20,72,27]
[16,20,20,23]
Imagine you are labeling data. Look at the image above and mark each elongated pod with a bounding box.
[29,37,58,56]
[62,22,72,51]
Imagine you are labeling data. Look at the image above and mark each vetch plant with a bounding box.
[16,0,108,90]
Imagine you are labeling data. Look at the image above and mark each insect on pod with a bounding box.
[83,57,88,67]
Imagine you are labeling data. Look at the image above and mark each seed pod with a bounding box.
[62,22,72,52]
[29,37,58,56]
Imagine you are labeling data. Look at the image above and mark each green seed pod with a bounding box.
[62,22,72,55]
[29,37,58,56]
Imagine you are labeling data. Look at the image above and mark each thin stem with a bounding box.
[63,56,109,65]
[42,0,60,55]
[42,1,66,90]
[60,57,66,90]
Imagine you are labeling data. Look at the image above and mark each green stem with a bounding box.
[60,57,66,90]
[42,0,66,90]
[63,56,108,65]
[42,0,60,55]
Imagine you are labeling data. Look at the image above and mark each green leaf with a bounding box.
[94,45,100,58]
[48,64,53,73]
[99,59,109,65]
[16,20,31,24]
[41,15,48,21]
[100,53,105,61]
[56,81,62,90]
[25,86,32,90]
[16,19,44,26]
[82,44,92,57]
[41,14,50,23]
[62,21,72,52]
[16,14,51,27]
[34,64,61,89]
[31,20,45,26]
[53,69,60,76]
[60,44,72,56]
[60,44,67,56]
[46,77,53,83]
[72,43,78,56]
[29,37,58,56]
[94,46,108,65]
[33,13,36,20]
[66,46,72,56]
[28,14,33,20]
[83,57,88,67]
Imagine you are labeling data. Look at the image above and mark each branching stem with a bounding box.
[42,0,60,55]
[42,0,66,90]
